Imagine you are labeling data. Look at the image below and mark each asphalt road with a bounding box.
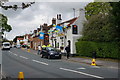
[0,49,2,64]
[0,49,2,79]
[2,48,118,79]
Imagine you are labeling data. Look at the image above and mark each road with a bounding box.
[2,48,118,79]
[0,49,2,79]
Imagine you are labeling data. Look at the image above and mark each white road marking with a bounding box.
[60,68,104,79]
[32,59,48,65]
[13,54,18,56]
[91,66,100,68]
[8,51,18,56]
[9,51,12,53]
[20,56,28,59]
[77,67,86,69]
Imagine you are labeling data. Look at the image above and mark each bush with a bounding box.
[75,41,119,59]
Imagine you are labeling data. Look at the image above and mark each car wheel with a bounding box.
[40,54,43,58]
[59,56,62,59]
[47,55,51,59]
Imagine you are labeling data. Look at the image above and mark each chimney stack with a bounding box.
[57,14,59,20]
[40,25,42,31]
[58,14,62,20]
[43,23,47,27]
[34,30,37,36]
[52,18,56,25]
[37,28,40,32]
[56,14,62,24]
[42,23,48,33]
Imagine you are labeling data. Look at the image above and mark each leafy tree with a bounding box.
[20,41,24,45]
[0,1,35,11]
[109,2,120,41]
[0,13,12,34]
[76,2,120,59]
[82,13,115,42]
[80,2,119,42]
[85,2,112,20]
[0,1,35,36]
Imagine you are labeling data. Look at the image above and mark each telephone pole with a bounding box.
[73,8,75,18]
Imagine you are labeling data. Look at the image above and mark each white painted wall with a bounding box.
[65,9,86,54]
[49,9,86,54]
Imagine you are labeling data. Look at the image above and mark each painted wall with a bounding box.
[49,9,86,54]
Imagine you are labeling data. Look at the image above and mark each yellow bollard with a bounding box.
[91,59,96,66]
[27,49,30,52]
[22,48,24,50]
[18,72,24,80]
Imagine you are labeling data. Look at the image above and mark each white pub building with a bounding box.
[49,8,86,56]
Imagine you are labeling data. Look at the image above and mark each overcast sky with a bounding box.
[1,1,92,40]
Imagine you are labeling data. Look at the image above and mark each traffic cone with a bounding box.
[91,59,96,66]
[18,72,24,80]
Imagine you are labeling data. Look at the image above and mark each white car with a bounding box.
[2,42,11,50]
[16,45,21,48]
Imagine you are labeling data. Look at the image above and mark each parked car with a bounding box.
[21,45,28,48]
[40,47,62,59]
[2,42,11,50]
[16,45,21,48]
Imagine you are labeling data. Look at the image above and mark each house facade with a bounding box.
[29,29,42,50]
[18,8,86,53]
[49,9,86,55]
[23,34,31,46]
[17,37,24,45]
[29,23,50,50]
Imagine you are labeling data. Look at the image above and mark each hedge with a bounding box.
[75,41,120,59]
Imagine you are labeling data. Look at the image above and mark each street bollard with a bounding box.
[92,51,96,59]
[22,48,24,50]
[18,72,24,80]
[91,59,96,66]
[27,49,30,52]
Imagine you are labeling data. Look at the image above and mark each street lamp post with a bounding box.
[54,38,56,48]
[51,31,54,47]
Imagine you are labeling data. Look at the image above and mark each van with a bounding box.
[2,42,11,50]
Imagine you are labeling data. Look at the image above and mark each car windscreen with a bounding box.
[3,44,10,46]
[47,47,57,51]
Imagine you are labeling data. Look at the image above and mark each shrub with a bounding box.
[75,41,119,59]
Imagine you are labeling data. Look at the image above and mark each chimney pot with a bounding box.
[58,14,62,20]
[34,30,37,33]
[52,18,56,25]
[57,14,59,19]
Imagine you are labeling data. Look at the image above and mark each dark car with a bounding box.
[21,45,29,48]
[40,47,62,59]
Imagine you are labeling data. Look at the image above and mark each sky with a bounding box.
[0,0,93,40]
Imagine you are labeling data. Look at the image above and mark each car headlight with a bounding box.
[59,52,62,54]
[50,53,54,55]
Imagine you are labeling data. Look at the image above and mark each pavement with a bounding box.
[24,48,119,69]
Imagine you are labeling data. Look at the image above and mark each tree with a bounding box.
[82,13,115,42]
[20,41,24,45]
[0,0,35,40]
[109,2,120,41]
[0,13,12,34]
[0,1,35,11]
[85,2,112,20]
[80,2,118,42]
[0,1,35,33]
